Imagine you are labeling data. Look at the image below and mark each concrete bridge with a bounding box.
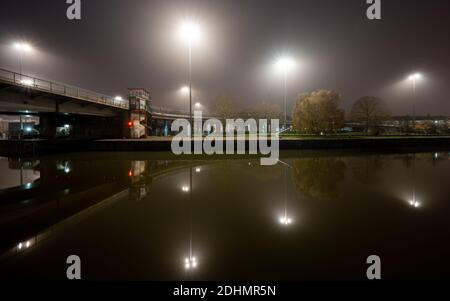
[0,68,131,139]
[0,68,275,140]
[0,68,206,139]
[0,68,129,114]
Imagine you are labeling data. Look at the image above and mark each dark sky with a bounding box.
[1,0,450,115]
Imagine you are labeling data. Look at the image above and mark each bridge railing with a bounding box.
[150,106,218,120]
[0,68,129,110]
[151,106,190,117]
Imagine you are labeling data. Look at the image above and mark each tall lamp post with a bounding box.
[179,22,202,138]
[408,73,422,130]
[275,57,295,130]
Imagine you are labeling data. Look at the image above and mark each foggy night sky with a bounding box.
[0,0,450,116]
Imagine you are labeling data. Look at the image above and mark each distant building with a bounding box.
[345,115,450,134]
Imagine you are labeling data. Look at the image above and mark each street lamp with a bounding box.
[13,42,33,79]
[180,86,190,94]
[408,73,422,130]
[20,79,34,87]
[178,21,203,138]
[275,57,295,130]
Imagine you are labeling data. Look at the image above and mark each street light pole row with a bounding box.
[12,34,423,137]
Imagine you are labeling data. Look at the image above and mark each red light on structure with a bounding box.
[128,170,133,177]
[128,121,133,127]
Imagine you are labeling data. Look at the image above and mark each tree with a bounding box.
[292,157,347,200]
[292,90,345,134]
[351,96,389,133]
[212,93,241,120]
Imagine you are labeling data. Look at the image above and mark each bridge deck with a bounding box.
[0,68,129,110]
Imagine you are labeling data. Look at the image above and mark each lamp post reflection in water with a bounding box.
[16,236,37,254]
[184,165,198,271]
[409,154,421,208]
[278,161,293,226]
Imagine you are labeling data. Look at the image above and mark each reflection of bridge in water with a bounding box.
[0,149,420,256]
[0,155,216,256]
[1,150,447,277]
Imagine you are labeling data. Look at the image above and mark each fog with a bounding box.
[0,0,449,115]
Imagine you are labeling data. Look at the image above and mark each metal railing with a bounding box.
[151,106,190,117]
[151,106,217,120]
[0,68,129,110]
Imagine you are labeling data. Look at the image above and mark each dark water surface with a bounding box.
[0,150,450,280]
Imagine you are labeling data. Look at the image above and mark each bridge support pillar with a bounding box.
[39,114,58,139]
[39,113,130,140]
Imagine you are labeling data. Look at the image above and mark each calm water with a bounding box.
[0,150,450,280]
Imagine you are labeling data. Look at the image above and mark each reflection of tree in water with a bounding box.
[293,157,346,201]
[348,155,389,185]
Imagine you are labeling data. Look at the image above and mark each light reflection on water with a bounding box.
[0,157,40,190]
[0,151,450,280]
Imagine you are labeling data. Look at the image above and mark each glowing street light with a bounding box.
[178,20,204,137]
[114,96,123,102]
[180,86,190,94]
[408,73,422,81]
[408,73,422,129]
[182,185,190,193]
[195,102,201,108]
[13,42,33,77]
[14,42,33,53]
[179,22,202,44]
[275,57,295,73]
[275,57,296,130]
[20,79,34,87]
[279,216,293,225]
